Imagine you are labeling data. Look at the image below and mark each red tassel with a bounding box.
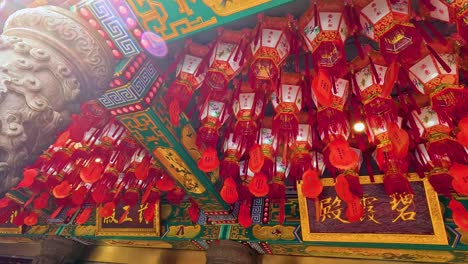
[314,3,318,27]
[426,44,451,73]
[368,56,381,84]
[345,174,363,198]
[238,203,252,228]
[278,199,285,225]
[351,73,362,102]
[188,200,200,224]
[75,207,93,225]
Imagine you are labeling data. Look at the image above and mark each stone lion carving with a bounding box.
[0,6,115,193]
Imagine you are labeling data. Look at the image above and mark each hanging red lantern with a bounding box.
[271,73,304,144]
[232,81,264,150]
[249,15,293,92]
[220,133,243,180]
[299,1,349,77]
[352,52,399,130]
[252,127,278,179]
[203,29,250,98]
[166,42,209,126]
[412,106,468,165]
[354,0,422,63]
[289,123,313,182]
[311,69,334,107]
[79,160,104,184]
[314,77,350,141]
[197,97,229,172]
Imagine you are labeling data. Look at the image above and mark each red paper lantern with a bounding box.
[289,123,313,181]
[354,0,422,62]
[299,1,349,77]
[166,42,209,125]
[271,73,304,144]
[345,196,364,222]
[232,83,264,150]
[204,29,250,97]
[249,16,293,92]
[24,211,38,226]
[220,133,243,180]
[449,199,468,231]
[52,180,72,199]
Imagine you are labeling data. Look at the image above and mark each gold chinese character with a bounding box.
[320,196,350,223]
[103,206,133,224]
[360,196,381,224]
[390,193,416,223]
[9,210,18,224]
[103,210,118,224]
[138,203,149,224]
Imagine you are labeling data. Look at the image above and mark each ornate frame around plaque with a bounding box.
[0,194,23,235]
[297,174,447,245]
[96,201,160,237]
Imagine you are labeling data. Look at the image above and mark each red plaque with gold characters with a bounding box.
[96,201,160,237]
[297,174,447,245]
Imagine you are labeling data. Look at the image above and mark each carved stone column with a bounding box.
[206,240,258,264]
[32,236,84,264]
[0,6,116,193]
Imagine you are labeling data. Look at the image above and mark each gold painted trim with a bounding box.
[0,226,22,235]
[201,0,271,16]
[297,174,448,245]
[96,202,160,237]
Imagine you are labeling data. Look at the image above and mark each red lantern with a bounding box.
[315,77,350,141]
[345,196,364,222]
[238,203,252,228]
[457,117,468,147]
[271,73,304,144]
[412,106,468,165]
[449,199,468,231]
[220,133,243,180]
[232,82,264,150]
[289,123,313,182]
[299,1,349,77]
[204,29,250,98]
[253,128,278,179]
[249,16,293,92]
[352,53,399,130]
[449,163,468,196]
[354,0,422,63]
[166,42,209,125]
[248,172,270,197]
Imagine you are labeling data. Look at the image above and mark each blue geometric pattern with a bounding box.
[77,0,140,57]
[98,61,159,109]
[131,62,157,97]
[197,211,207,225]
[251,198,264,224]
[194,240,210,250]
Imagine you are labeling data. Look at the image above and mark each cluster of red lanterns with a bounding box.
[164,0,468,229]
[0,102,188,227]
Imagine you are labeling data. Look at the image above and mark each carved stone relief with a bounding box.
[0,6,116,193]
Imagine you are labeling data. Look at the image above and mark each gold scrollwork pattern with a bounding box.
[153,147,205,194]
[252,225,296,241]
[117,110,172,149]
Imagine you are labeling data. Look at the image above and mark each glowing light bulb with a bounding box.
[353,122,366,133]
[95,158,102,163]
